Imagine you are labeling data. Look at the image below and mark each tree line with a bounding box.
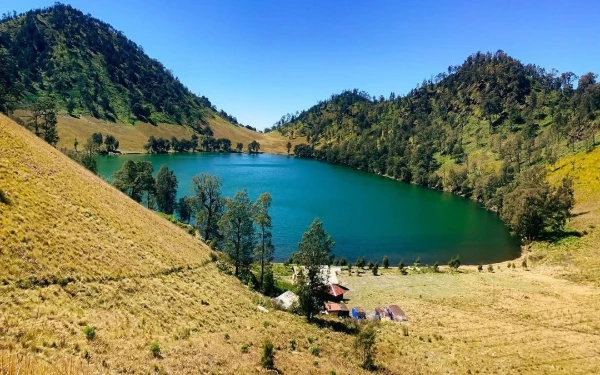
[144,135,261,154]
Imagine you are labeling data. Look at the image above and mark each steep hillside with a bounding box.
[0,4,298,153]
[0,115,361,374]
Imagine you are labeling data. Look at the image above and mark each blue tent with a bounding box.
[351,307,366,319]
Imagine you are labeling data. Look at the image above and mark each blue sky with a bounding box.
[3,1,600,129]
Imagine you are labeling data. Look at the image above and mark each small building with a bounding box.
[272,291,298,310]
[323,283,349,302]
[325,303,349,318]
[387,305,408,322]
[351,307,366,320]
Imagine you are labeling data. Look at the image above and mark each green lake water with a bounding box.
[97,153,520,264]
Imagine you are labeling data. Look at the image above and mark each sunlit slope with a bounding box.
[54,112,304,154]
[0,115,362,374]
[536,147,600,284]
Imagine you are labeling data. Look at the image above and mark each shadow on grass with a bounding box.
[0,189,10,205]
[312,317,360,335]
[541,230,583,243]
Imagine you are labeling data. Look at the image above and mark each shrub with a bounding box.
[371,263,379,276]
[355,257,366,269]
[522,259,528,269]
[398,260,405,270]
[150,342,161,358]
[0,189,9,205]
[289,338,297,351]
[512,262,516,269]
[448,255,461,270]
[83,326,96,341]
[310,346,320,356]
[367,261,374,269]
[240,344,249,353]
[340,257,348,267]
[382,256,389,269]
[487,264,494,272]
[261,339,275,369]
[209,252,217,262]
[402,326,409,336]
[478,264,483,272]
[432,261,439,272]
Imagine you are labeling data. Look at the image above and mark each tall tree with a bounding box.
[253,192,274,291]
[104,135,119,153]
[191,173,223,241]
[176,196,193,223]
[248,140,261,153]
[293,218,335,321]
[113,160,155,205]
[219,189,255,278]
[286,141,292,155]
[155,165,178,214]
[29,99,59,146]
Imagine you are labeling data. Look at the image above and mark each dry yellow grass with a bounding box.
[0,115,366,374]
[340,265,600,374]
[27,109,306,155]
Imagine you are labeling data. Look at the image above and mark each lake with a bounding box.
[97,153,520,264]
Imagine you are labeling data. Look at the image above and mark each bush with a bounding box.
[150,342,161,358]
[382,256,389,269]
[209,252,217,262]
[355,257,366,268]
[367,261,374,269]
[240,344,249,353]
[478,264,483,272]
[487,264,494,272]
[289,338,297,351]
[0,189,9,205]
[448,255,461,270]
[83,326,96,341]
[340,257,348,267]
[261,339,275,369]
[310,346,320,356]
[398,260,405,270]
[432,261,439,272]
[371,263,379,276]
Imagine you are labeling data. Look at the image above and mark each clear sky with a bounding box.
[3,1,600,129]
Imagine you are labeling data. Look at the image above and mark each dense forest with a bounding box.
[0,4,248,130]
[273,51,598,240]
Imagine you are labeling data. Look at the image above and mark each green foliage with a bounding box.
[488,264,494,272]
[176,196,193,223]
[219,189,255,277]
[260,339,275,369]
[83,326,96,341]
[0,4,237,126]
[253,192,274,291]
[355,257,366,269]
[432,261,439,272]
[240,343,249,353]
[112,160,155,205]
[397,259,405,270]
[371,263,379,276]
[28,98,59,146]
[191,173,222,241]
[150,342,161,358]
[0,189,9,205]
[355,323,377,371]
[286,141,292,154]
[382,256,389,269]
[293,144,313,158]
[478,263,483,272]
[294,218,335,321]
[248,140,260,153]
[501,166,575,241]
[155,165,178,214]
[310,346,320,356]
[448,255,461,270]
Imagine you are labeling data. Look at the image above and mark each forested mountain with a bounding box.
[0,3,239,129]
[273,51,599,239]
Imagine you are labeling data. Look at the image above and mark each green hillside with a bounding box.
[0,3,239,129]
[275,51,599,240]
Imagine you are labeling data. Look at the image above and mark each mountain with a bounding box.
[0,4,298,153]
[274,52,599,237]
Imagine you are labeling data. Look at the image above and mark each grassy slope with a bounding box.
[0,115,360,374]
[52,112,304,155]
